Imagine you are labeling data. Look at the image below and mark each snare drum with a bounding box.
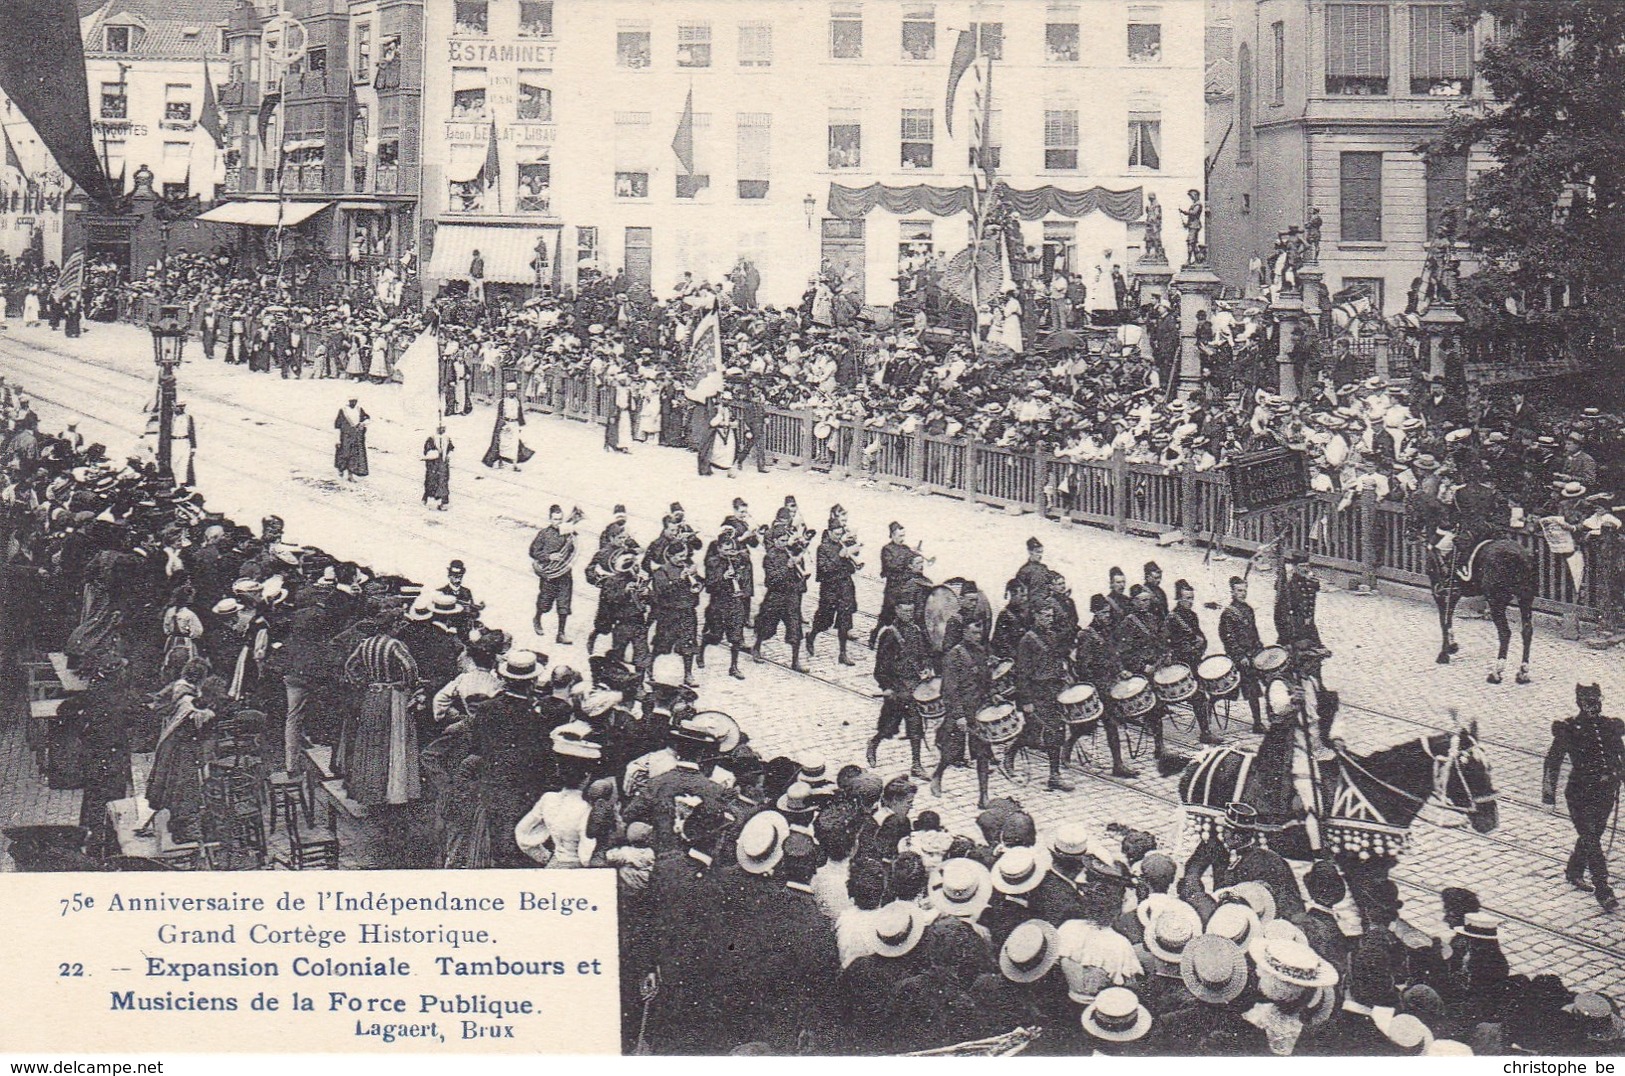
[1056,683,1104,726]
[989,660,1016,704]
[1109,676,1156,721]
[972,703,1025,746]
[1197,655,1241,700]
[1253,645,1290,680]
[1153,664,1197,704]
[912,677,945,723]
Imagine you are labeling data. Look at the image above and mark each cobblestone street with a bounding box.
[3,319,1621,994]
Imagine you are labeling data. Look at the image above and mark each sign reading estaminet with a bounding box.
[0,870,619,1054]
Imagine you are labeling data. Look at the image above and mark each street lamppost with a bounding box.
[149,304,186,481]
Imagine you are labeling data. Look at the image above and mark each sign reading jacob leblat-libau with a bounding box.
[0,871,620,1053]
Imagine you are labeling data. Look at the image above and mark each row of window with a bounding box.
[453,0,554,38]
[449,76,554,123]
[1337,150,1467,243]
[99,83,199,124]
[1261,4,1474,105]
[614,13,1161,69]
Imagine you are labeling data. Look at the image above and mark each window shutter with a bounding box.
[1410,5,1471,79]
[1328,4,1389,77]
[1339,151,1383,241]
[737,113,770,180]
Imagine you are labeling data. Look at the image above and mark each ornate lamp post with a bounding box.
[149,304,186,480]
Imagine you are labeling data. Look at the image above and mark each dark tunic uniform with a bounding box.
[1219,598,1265,703]
[1014,626,1070,750]
[875,540,915,633]
[754,545,806,646]
[940,636,993,763]
[1544,709,1624,903]
[874,619,931,740]
[810,529,858,638]
[528,524,575,620]
[651,563,700,656]
[701,543,753,648]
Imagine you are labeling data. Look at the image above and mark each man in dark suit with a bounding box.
[869,521,915,646]
[624,723,731,851]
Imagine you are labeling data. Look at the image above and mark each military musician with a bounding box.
[1012,601,1078,792]
[1073,595,1137,778]
[932,612,995,807]
[866,585,933,779]
[1163,578,1221,744]
[1544,683,1623,912]
[807,505,859,666]
[700,523,753,680]
[869,521,914,646]
[528,504,579,644]
[600,548,652,674]
[651,541,703,688]
[754,524,809,671]
[1275,550,1332,690]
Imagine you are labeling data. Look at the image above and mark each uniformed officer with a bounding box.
[1218,575,1267,733]
[867,586,933,778]
[1274,551,1332,689]
[1544,683,1623,912]
[931,613,994,806]
[806,505,858,666]
[869,521,915,646]
[753,526,807,672]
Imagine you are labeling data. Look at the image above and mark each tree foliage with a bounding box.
[1426,1,1625,329]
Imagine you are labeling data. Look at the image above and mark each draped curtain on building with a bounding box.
[826,182,1143,223]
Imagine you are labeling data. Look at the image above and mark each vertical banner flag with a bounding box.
[200,62,225,147]
[52,249,84,303]
[0,0,114,202]
[393,328,444,433]
[685,309,723,391]
[945,29,976,138]
[1,123,24,192]
[672,88,695,175]
[484,121,501,209]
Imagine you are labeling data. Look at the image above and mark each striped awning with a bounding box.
[195,200,331,226]
[428,223,555,284]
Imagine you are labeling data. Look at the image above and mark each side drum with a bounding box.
[972,703,1025,746]
[1109,676,1156,722]
[1153,664,1197,704]
[912,677,945,724]
[1197,655,1241,700]
[1056,684,1103,727]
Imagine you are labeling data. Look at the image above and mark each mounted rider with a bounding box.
[1249,653,1345,854]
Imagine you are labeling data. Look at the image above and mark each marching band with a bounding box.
[549,492,1331,814]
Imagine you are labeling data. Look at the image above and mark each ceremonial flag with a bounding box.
[52,249,84,303]
[944,29,977,138]
[0,0,114,202]
[392,328,443,434]
[483,121,500,207]
[671,88,695,175]
[0,124,24,194]
[200,62,225,147]
[684,309,723,391]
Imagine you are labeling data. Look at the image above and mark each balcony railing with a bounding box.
[374,166,399,194]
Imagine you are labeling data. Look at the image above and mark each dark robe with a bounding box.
[422,435,452,503]
[334,405,370,476]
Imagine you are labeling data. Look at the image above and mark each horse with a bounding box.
[1178,721,1498,904]
[1426,538,1538,684]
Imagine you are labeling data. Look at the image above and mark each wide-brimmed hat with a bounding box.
[992,846,1053,895]
[1050,822,1091,858]
[1459,911,1501,939]
[999,919,1061,983]
[1262,918,1309,947]
[1571,993,1625,1042]
[736,810,790,875]
[1082,987,1153,1043]
[650,653,685,687]
[549,719,603,760]
[211,597,242,615]
[231,578,262,597]
[1561,481,1588,499]
[405,598,434,621]
[931,858,993,919]
[870,903,926,958]
[430,592,464,617]
[1250,936,1340,989]
[499,649,544,681]
[1215,881,1278,923]
[581,689,624,719]
[1205,902,1261,950]
[1144,901,1204,964]
[1179,934,1249,1004]
[1373,1010,1434,1052]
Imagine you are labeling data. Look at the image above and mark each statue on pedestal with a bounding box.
[1178,188,1205,266]
[132,163,155,194]
[1142,192,1167,264]
[1304,207,1323,262]
[1422,208,1461,304]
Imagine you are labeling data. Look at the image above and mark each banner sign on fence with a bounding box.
[1227,448,1309,514]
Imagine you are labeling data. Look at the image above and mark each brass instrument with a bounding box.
[838,530,865,572]
[534,507,587,579]
[913,539,937,569]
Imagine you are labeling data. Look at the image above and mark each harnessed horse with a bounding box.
[1427,536,1537,684]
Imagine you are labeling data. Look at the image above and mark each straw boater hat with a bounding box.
[1250,936,1340,990]
[869,903,926,958]
[999,919,1061,983]
[991,846,1053,895]
[405,597,435,622]
[1082,987,1153,1043]
[1459,911,1501,939]
[650,653,686,688]
[211,597,241,615]
[431,593,465,618]
[931,858,993,919]
[1204,902,1261,950]
[736,810,790,875]
[1215,881,1278,924]
[1262,918,1309,947]
[1144,902,1205,965]
[499,649,544,681]
[1179,934,1250,1004]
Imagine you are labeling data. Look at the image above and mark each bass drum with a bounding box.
[925,579,991,653]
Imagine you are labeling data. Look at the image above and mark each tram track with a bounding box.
[7,331,1622,987]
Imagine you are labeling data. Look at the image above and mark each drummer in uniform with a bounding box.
[1104,567,1133,626]
[991,578,1032,660]
[1014,537,1050,598]
[931,613,995,806]
[1011,601,1078,792]
[868,521,915,647]
[1112,587,1176,768]
[867,586,934,779]
[1163,579,1222,745]
[1218,575,1268,733]
[1073,595,1138,778]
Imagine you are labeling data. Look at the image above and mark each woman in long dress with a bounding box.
[145,675,225,844]
[368,330,391,383]
[59,657,143,858]
[708,402,738,477]
[22,288,40,326]
[344,334,367,380]
[343,617,421,806]
[995,289,1025,353]
[159,584,206,684]
[482,380,534,471]
[422,425,453,510]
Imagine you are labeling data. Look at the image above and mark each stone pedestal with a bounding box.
[1271,289,1306,400]
[1298,263,1325,326]
[1173,263,1223,398]
[1133,256,1175,308]
[1420,302,1466,382]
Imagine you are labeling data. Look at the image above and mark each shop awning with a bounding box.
[196,200,332,226]
[429,223,554,284]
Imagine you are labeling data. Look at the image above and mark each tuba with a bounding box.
[534,507,587,579]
